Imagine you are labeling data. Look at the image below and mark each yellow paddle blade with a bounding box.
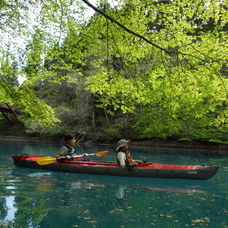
[36,157,57,165]
[95,151,109,157]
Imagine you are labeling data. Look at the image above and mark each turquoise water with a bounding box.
[0,141,227,228]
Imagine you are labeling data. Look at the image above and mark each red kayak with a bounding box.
[12,155,219,180]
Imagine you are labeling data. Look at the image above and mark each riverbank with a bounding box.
[0,135,227,153]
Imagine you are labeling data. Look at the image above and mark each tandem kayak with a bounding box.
[12,155,219,180]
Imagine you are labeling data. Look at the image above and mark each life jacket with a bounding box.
[117,150,135,166]
[125,151,134,165]
[64,144,76,156]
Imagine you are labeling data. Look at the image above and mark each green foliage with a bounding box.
[0,76,60,131]
[0,0,227,142]
[82,0,228,142]
[102,127,121,139]
[18,86,60,131]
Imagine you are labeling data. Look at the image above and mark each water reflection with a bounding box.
[0,172,225,228]
[17,170,209,203]
[4,196,17,222]
[115,185,128,199]
[0,141,227,228]
[15,169,212,206]
[71,181,105,190]
[114,184,206,199]
[0,168,223,226]
[0,184,17,225]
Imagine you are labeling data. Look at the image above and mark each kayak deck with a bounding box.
[13,155,201,169]
[12,155,219,180]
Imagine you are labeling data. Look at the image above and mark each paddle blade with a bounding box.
[95,151,109,157]
[36,157,57,165]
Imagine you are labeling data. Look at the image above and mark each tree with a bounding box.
[0,0,227,142]
[80,0,228,141]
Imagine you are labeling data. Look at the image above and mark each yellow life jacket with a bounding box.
[125,151,134,165]
[117,150,138,167]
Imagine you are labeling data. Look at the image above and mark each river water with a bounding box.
[0,141,227,228]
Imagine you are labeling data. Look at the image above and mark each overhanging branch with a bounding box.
[81,0,228,95]
[81,0,169,54]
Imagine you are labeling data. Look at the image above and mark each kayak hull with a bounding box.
[12,155,219,180]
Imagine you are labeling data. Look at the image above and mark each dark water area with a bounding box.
[0,141,227,228]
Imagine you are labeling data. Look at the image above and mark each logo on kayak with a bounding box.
[187,171,198,174]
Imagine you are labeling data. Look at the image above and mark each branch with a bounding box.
[81,0,169,54]
[81,0,227,94]
[80,0,208,59]
[75,133,86,146]
[5,103,18,117]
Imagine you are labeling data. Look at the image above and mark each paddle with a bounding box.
[36,151,109,165]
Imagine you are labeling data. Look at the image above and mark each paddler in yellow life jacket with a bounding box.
[116,139,144,168]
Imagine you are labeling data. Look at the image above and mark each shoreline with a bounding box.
[0,136,227,153]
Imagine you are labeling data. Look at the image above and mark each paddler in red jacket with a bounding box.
[116,139,144,168]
